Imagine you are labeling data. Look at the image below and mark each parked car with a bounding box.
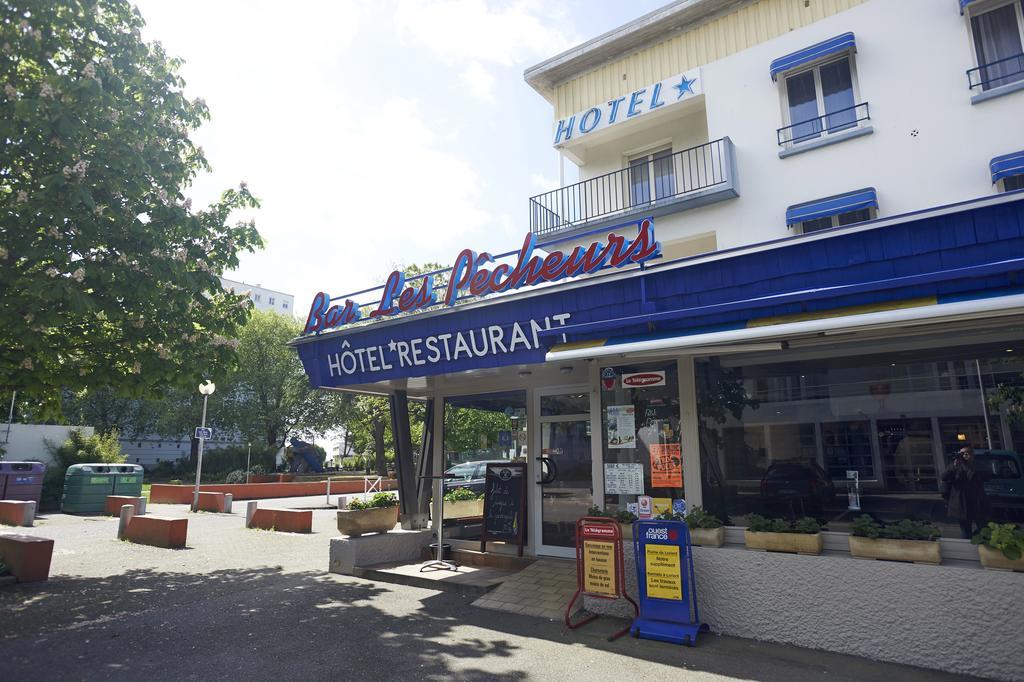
[760,459,835,514]
[975,450,1024,520]
[442,460,507,494]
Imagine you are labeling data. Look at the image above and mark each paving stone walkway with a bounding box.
[471,558,577,620]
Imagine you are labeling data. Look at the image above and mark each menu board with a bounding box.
[480,462,527,556]
[604,462,645,495]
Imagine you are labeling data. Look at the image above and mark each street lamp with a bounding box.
[191,380,216,512]
[246,441,252,484]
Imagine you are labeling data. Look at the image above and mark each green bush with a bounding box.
[685,506,724,529]
[224,470,247,484]
[249,464,268,475]
[972,522,1024,560]
[587,505,637,523]
[850,515,939,541]
[747,514,822,534]
[178,444,277,478]
[349,492,399,510]
[147,460,178,481]
[443,487,481,503]
[41,430,126,510]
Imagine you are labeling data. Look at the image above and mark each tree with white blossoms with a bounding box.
[0,1,263,417]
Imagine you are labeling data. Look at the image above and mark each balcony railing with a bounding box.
[967,52,1024,91]
[529,138,734,237]
[776,102,870,147]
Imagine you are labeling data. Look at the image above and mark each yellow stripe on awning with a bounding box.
[746,296,938,328]
[548,338,608,353]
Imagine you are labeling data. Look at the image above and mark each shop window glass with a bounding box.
[442,391,527,542]
[600,362,682,516]
[695,342,1024,537]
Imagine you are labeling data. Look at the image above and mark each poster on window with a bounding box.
[604,462,644,495]
[649,443,683,488]
[606,405,636,448]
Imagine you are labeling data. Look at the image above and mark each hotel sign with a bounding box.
[553,69,702,147]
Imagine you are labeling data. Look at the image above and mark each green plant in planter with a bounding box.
[586,506,636,524]
[851,515,940,541]
[348,492,399,510]
[972,522,1024,560]
[587,505,611,518]
[615,509,638,524]
[747,514,822,534]
[443,487,481,503]
[684,506,724,529]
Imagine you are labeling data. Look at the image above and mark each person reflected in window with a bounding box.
[942,446,991,539]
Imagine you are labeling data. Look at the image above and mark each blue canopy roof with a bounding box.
[786,187,878,225]
[991,151,1024,183]
[770,32,856,81]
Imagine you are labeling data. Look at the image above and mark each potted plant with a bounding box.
[336,492,399,537]
[972,522,1024,571]
[744,514,824,555]
[442,487,484,519]
[685,506,725,547]
[848,515,941,564]
[586,506,637,540]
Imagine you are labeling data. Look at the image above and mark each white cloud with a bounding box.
[395,0,576,66]
[529,172,557,192]
[459,62,496,102]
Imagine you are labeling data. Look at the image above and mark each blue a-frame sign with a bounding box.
[631,519,705,646]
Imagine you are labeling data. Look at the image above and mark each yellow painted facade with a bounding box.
[552,0,866,118]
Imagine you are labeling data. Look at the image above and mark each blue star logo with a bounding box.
[674,75,697,99]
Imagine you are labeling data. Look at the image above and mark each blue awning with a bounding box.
[786,187,878,225]
[991,151,1024,183]
[770,33,856,81]
[960,0,981,14]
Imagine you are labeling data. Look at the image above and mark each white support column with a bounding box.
[678,356,703,508]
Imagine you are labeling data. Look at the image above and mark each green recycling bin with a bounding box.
[62,463,143,514]
[111,464,144,497]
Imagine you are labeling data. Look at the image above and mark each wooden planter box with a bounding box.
[443,499,483,519]
[848,536,941,564]
[978,544,1024,572]
[744,530,823,555]
[691,527,725,547]
[336,506,398,537]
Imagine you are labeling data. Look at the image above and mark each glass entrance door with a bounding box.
[534,390,593,557]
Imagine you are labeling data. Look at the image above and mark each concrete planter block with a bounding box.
[442,499,483,519]
[848,536,941,564]
[337,506,398,537]
[0,534,53,582]
[329,529,432,574]
[977,544,1024,572]
[0,500,35,527]
[744,530,823,555]
[691,527,725,547]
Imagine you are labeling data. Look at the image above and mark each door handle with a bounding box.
[536,456,558,485]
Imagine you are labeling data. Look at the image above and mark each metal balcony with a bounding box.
[529,137,738,237]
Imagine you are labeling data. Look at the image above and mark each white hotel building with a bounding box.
[295,1,1024,676]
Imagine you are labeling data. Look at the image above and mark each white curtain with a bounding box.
[971,3,1024,89]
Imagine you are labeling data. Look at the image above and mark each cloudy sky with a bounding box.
[132,0,666,315]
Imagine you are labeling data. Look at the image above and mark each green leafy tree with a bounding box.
[1,0,263,416]
[218,310,348,448]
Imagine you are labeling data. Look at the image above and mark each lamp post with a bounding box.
[246,442,252,484]
[192,380,216,512]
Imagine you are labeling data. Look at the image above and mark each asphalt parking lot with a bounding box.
[0,503,976,681]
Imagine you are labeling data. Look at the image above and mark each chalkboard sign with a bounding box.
[480,462,527,556]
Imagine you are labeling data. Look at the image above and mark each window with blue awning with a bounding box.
[786,187,878,225]
[991,151,1024,183]
[770,33,857,81]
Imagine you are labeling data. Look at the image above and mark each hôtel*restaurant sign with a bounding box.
[293,219,660,388]
[301,219,661,336]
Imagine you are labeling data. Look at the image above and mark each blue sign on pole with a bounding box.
[194,427,212,440]
[631,519,704,646]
